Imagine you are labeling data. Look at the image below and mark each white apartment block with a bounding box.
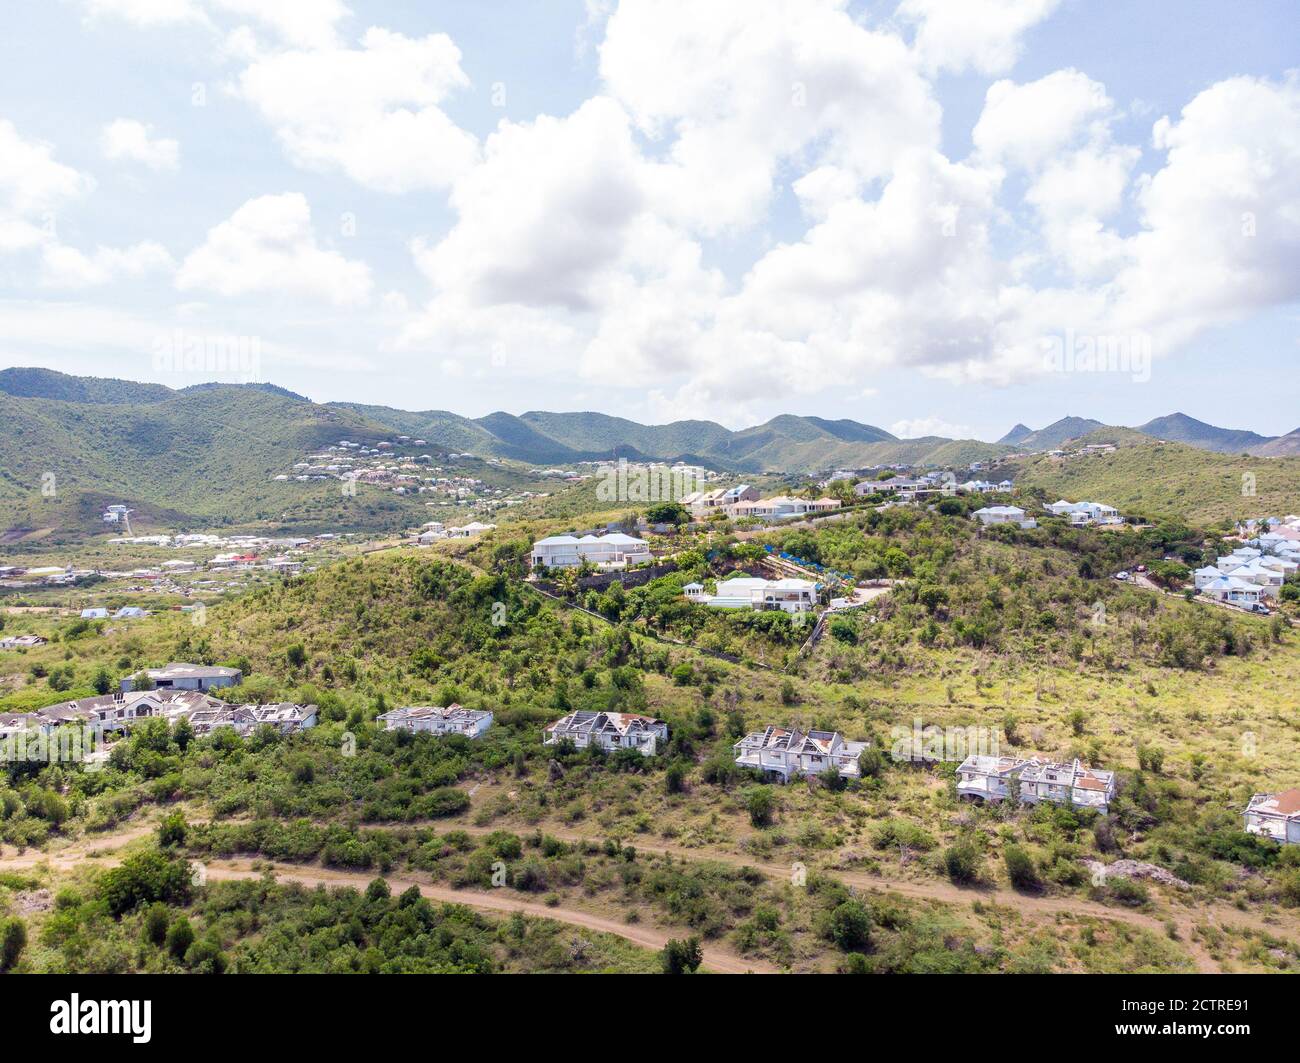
[1045,500,1122,526]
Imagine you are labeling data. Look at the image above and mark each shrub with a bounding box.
[944,839,981,885]
[1004,844,1041,891]
[660,936,703,974]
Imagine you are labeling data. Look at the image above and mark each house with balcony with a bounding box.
[956,755,1116,813]
[1018,759,1116,813]
[732,726,868,782]
[956,755,1030,802]
[1243,789,1300,845]
[377,703,493,738]
[543,710,668,756]
[531,533,651,570]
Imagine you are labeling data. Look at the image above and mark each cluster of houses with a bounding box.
[677,485,842,521]
[0,686,317,745]
[684,576,819,613]
[542,710,670,755]
[80,606,150,620]
[1195,539,1298,608]
[854,473,1015,502]
[413,520,497,545]
[956,755,1117,814]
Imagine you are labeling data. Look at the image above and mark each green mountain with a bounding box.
[1136,412,1273,454]
[998,423,1033,446]
[1011,416,1107,451]
[0,366,173,404]
[340,403,1006,473]
[0,375,417,543]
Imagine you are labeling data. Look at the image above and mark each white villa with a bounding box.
[1200,575,1267,607]
[971,506,1037,529]
[1243,789,1300,845]
[956,755,1116,814]
[531,532,651,570]
[685,576,818,613]
[728,496,841,520]
[1045,500,1122,526]
[377,703,493,738]
[543,710,668,756]
[733,725,868,783]
[446,521,496,538]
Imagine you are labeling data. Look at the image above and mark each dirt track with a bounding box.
[203,860,776,974]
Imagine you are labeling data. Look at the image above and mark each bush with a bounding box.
[0,918,26,971]
[746,786,775,828]
[827,900,872,951]
[944,839,981,885]
[660,936,703,974]
[1004,844,1041,891]
[166,916,195,960]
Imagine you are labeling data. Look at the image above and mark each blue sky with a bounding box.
[0,1,1296,441]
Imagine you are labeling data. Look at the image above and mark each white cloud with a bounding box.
[41,241,174,287]
[234,27,478,193]
[100,118,180,171]
[600,0,940,232]
[0,119,94,216]
[889,416,973,439]
[79,0,206,27]
[176,192,372,305]
[210,0,349,49]
[898,0,1060,76]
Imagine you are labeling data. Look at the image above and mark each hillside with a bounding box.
[1009,437,1300,525]
[0,366,173,404]
[1137,412,1274,454]
[0,384,419,541]
[1251,430,1300,457]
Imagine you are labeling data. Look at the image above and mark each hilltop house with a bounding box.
[542,710,668,756]
[183,702,317,737]
[120,662,243,694]
[732,725,868,783]
[0,635,47,649]
[685,576,818,613]
[377,704,493,738]
[956,755,1116,814]
[1199,575,1266,607]
[1045,500,1122,526]
[1243,789,1300,845]
[971,506,1037,529]
[531,532,651,570]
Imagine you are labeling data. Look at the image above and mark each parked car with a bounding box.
[1115,571,1130,581]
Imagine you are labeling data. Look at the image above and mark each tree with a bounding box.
[141,903,170,947]
[92,668,112,695]
[158,811,187,849]
[746,786,775,827]
[645,502,689,525]
[660,936,703,974]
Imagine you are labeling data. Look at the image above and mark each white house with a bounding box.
[1243,789,1300,845]
[120,662,242,693]
[377,703,493,738]
[1046,500,1121,525]
[531,532,651,570]
[733,725,868,783]
[1193,565,1223,590]
[956,756,1116,814]
[972,506,1037,529]
[543,710,668,756]
[687,576,818,613]
[1200,575,1266,606]
[447,521,496,538]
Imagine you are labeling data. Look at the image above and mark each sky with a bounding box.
[0,0,1297,442]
